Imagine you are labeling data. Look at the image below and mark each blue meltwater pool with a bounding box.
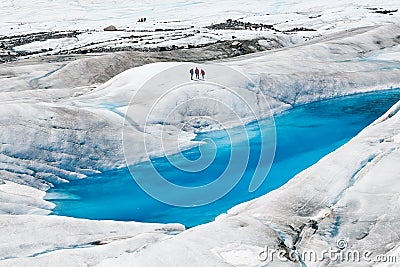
[46,89,400,227]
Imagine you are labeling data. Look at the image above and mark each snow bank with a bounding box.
[226,23,400,105]
[0,181,54,215]
[0,215,184,265]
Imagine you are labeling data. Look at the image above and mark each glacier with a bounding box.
[1,0,400,266]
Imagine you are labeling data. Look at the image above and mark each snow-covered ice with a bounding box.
[2,98,400,266]
[2,0,399,58]
[92,101,400,267]
[1,0,400,266]
[2,22,399,191]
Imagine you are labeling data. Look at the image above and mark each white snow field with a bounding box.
[1,0,399,57]
[0,0,400,266]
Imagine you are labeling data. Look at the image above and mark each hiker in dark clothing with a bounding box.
[195,67,200,79]
[189,68,194,80]
[200,69,205,79]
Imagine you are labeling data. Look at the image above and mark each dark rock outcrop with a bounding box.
[104,25,118,31]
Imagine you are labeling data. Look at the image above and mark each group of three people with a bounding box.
[190,67,205,80]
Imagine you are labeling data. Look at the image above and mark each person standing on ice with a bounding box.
[200,69,205,80]
[195,67,200,79]
[189,68,194,80]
